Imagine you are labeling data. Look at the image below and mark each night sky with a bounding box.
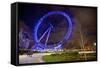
[18,3,97,49]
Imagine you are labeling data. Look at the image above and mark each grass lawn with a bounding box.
[42,51,96,62]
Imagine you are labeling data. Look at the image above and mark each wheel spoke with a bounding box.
[38,27,50,42]
[45,27,51,46]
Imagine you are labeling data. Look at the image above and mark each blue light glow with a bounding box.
[33,11,73,50]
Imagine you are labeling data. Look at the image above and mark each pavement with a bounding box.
[19,53,52,64]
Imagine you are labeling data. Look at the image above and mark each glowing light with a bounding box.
[94,42,96,46]
[33,11,73,50]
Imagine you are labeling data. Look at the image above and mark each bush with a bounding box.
[61,51,78,56]
[51,53,60,56]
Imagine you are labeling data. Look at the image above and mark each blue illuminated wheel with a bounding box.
[33,11,72,50]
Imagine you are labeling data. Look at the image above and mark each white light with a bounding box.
[94,42,96,46]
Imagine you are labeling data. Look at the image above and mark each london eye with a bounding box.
[32,11,73,51]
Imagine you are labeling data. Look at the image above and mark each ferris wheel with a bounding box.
[32,11,73,51]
